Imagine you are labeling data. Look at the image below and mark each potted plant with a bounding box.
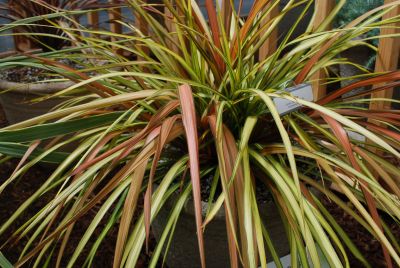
[0,0,96,124]
[0,0,399,267]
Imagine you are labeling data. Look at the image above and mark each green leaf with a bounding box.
[0,252,13,268]
[0,142,68,163]
[0,112,126,143]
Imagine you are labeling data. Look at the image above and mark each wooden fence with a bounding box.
[7,0,400,102]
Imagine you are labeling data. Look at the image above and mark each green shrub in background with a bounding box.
[335,0,384,68]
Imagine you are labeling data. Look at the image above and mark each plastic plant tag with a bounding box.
[266,253,291,268]
[273,84,314,116]
[346,130,366,143]
[263,245,330,268]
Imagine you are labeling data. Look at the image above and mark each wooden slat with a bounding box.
[11,1,32,51]
[134,0,148,36]
[367,1,400,179]
[108,0,122,38]
[87,11,99,34]
[221,0,232,36]
[164,3,179,54]
[134,0,149,62]
[311,0,335,100]
[258,3,279,61]
[13,36,31,52]
[369,0,400,112]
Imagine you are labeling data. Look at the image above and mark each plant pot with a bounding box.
[0,79,74,124]
[152,195,290,268]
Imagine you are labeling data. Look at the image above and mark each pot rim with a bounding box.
[0,79,75,94]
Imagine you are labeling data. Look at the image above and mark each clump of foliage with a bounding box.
[0,1,399,267]
[0,0,96,51]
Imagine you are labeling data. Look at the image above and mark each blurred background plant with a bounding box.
[0,0,97,51]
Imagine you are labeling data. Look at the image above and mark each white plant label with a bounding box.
[346,130,366,143]
[263,246,330,268]
[266,253,291,268]
[273,84,314,116]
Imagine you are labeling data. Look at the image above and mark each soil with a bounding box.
[323,195,400,267]
[0,59,91,83]
[0,104,399,267]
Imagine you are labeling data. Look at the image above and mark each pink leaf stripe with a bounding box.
[178,84,206,268]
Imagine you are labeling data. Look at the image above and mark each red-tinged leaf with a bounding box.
[113,101,180,163]
[15,131,175,268]
[336,109,400,120]
[208,115,240,268]
[353,147,400,197]
[204,0,225,73]
[72,132,121,178]
[23,52,116,98]
[11,140,41,177]
[300,182,318,208]
[317,71,400,105]
[178,84,206,268]
[144,115,180,252]
[43,133,121,265]
[221,0,232,33]
[205,0,220,47]
[342,81,400,102]
[321,114,393,268]
[16,142,158,267]
[71,130,148,176]
[356,121,400,142]
[231,0,270,59]
[113,130,155,267]
[334,109,400,127]
[71,101,180,176]
[296,1,400,85]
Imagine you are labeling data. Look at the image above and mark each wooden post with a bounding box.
[87,11,99,36]
[164,1,180,54]
[369,0,400,112]
[311,0,335,100]
[13,36,31,52]
[11,0,32,51]
[258,2,279,61]
[108,0,122,53]
[133,0,149,63]
[134,0,148,36]
[366,1,400,184]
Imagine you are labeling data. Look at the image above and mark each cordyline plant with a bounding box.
[0,0,400,267]
[0,0,97,51]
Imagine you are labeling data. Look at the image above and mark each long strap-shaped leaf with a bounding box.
[204,0,225,73]
[113,158,148,268]
[208,115,240,268]
[321,114,393,268]
[0,112,126,143]
[144,115,180,251]
[0,252,12,268]
[178,84,206,268]
[317,71,400,106]
[295,1,400,84]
